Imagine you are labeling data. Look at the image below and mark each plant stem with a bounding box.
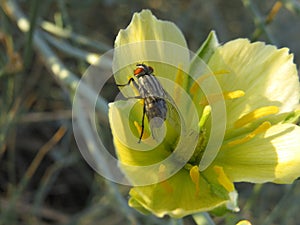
[1,0,109,121]
[241,0,277,44]
[193,212,216,225]
[262,183,297,225]
[23,0,40,69]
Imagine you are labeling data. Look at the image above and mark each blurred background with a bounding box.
[1,0,300,224]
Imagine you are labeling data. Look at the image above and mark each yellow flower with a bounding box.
[109,9,300,218]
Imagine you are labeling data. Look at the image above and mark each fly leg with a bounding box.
[117,77,142,101]
[116,77,139,89]
[139,100,146,143]
[117,77,145,143]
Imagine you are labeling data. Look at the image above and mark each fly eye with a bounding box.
[148,66,154,73]
[134,67,144,76]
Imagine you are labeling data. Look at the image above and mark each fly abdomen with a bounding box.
[144,96,167,128]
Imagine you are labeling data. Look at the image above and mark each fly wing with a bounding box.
[164,91,183,134]
[148,91,182,143]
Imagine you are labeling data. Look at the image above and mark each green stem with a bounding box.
[42,31,101,64]
[282,0,300,15]
[243,183,263,214]
[40,21,111,51]
[241,0,277,44]
[169,218,184,225]
[193,212,216,225]
[262,182,297,225]
[1,0,109,120]
[57,0,71,29]
[23,0,40,69]
[33,154,77,221]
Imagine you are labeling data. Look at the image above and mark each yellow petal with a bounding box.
[208,39,300,131]
[115,9,187,48]
[113,10,190,91]
[236,220,252,225]
[215,124,300,184]
[128,169,228,218]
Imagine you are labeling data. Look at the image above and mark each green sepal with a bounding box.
[194,30,219,63]
[283,109,300,124]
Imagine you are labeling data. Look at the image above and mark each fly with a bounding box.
[117,63,171,142]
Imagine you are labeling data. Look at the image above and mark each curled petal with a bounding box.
[128,169,228,218]
[215,124,300,184]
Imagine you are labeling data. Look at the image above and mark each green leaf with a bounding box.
[193,30,219,63]
[188,30,220,91]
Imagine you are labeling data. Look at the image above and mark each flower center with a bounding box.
[186,90,246,167]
